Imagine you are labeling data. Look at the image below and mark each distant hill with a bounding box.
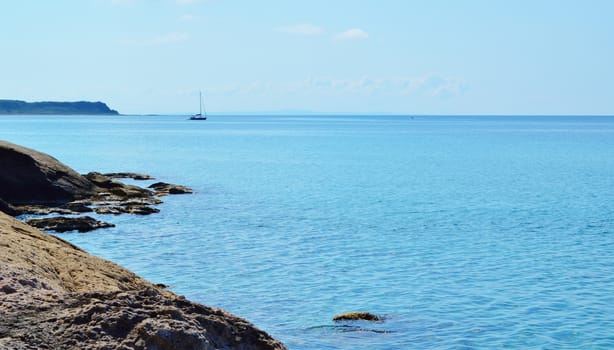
[0,100,119,115]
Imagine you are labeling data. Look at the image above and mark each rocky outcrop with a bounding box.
[0,141,98,205]
[332,312,381,322]
[103,172,154,180]
[85,172,154,199]
[149,182,194,196]
[0,198,19,216]
[26,216,115,233]
[0,212,286,349]
[0,140,193,232]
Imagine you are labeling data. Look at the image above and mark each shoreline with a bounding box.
[0,140,286,349]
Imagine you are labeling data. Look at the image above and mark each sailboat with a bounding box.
[189,91,207,120]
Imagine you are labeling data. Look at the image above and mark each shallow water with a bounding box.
[3,114,614,349]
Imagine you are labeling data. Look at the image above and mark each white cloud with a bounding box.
[334,28,369,40]
[120,32,189,46]
[174,0,203,4]
[111,0,139,5]
[151,32,189,45]
[204,76,466,98]
[180,14,197,21]
[276,24,325,35]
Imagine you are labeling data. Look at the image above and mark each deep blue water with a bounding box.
[2,115,614,349]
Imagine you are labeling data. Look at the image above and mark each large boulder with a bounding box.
[0,212,286,349]
[0,141,98,205]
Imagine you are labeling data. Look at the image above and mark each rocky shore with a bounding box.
[0,140,286,349]
[0,140,192,232]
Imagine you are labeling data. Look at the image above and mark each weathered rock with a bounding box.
[149,182,193,196]
[61,201,94,213]
[14,201,95,216]
[124,205,160,215]
[0,141,193,225]
[103,172,154,180]
[26,216,115,233]
[0,212,286,349]
[94,205,160,215]
[85,172,153,199]
[93,206,124,215]
[0,141,98,205]
[0,198,20,216]
[332,312,381,322]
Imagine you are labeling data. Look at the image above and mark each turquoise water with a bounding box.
[2,115,614,349]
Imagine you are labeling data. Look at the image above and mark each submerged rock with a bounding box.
[26,216,115,233]
[332,312,381,322]
[0,212,286,349]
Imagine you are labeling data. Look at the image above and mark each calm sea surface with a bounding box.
[2,115,614,349]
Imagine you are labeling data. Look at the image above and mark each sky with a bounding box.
[1,0,613,115]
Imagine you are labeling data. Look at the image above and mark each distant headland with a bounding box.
[0,99,119,115]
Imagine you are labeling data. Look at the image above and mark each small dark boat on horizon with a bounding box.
[189,90,207,120]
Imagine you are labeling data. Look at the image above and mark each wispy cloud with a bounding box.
[205,76,466,98]
[276,24,325,35]
[111,0,139,5]
[151,32,189,45]
[174,0,204,5]
[112,0,205,6]
[120,32,190,46]
[334,28,369,40]
[180,13,197,21]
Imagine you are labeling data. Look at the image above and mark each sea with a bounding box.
[2,114,614,349]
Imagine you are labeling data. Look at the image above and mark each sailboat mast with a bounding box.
[202,94,207,118]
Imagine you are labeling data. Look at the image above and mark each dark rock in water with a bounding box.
[14,205,77,215]
[0,140,193,234]
[26,216,115,233]
[0,141,98,205]
[332,312,381,322]
[15,201,95,215]
[93,206,124,215]
[94,204,159,215]
[148,182,193,196]
[124,205,160,215]
[61,201,94,213]
[85,172,152,199]
[103,172,154,180]
[0,140,190,216]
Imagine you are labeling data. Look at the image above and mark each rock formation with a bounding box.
[25,216,115,233]
[0,211,286,349]
[332,312,381,322]
[0,140,286,348]
[149,182,194,196]
[0,141,98,205]
[0,140,190,231]
[103,172,154,180]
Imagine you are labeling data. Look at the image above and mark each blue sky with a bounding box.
[1,0,613,115]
